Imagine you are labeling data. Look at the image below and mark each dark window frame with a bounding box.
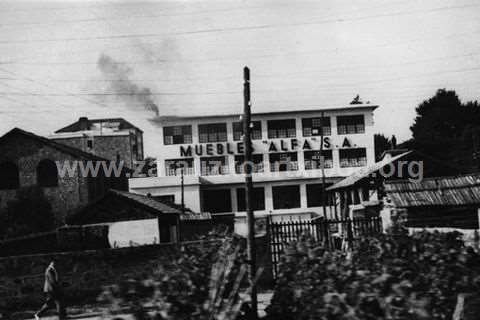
[272,185,301,209]
[267,119,296,139]
[200,156,229,176]
[163,125,193,145]
[302,117,331,136]
[0,161,20,190]
[337,115,365,135]
[236,187,265,211]
[198,123,227,143]
[202,189,232,213]
[306,183,334,207]
[37,159,58,187]
[165,158,195,176]
[269,152,298,172]
[234,154,264,173]
[339,148,367,167]
[304,150,333,170]
[233,121,262,141]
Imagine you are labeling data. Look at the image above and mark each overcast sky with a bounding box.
[1,0,479,157]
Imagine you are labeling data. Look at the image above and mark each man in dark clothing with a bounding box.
[34,261,66,320]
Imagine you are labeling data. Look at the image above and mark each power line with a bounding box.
[0,3,478,45]
[0,67,111,110]
[0,3,303,29]
[0,0,412,64]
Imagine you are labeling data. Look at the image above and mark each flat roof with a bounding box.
[151,104,379,123]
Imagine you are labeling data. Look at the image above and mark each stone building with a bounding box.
[50,117,144,169]
[0,128,127,226]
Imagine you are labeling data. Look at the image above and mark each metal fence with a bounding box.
[268,216,382,278]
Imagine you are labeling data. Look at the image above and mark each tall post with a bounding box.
[319,111,327,219]
[177,166,184,243]
[181,167,185,215]
[243,66,258,319]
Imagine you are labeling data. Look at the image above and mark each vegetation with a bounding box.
[266,231,480,320]
[99,236,256,320]
[405,89,480,173]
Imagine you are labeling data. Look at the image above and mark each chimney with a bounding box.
[79,117,89,130]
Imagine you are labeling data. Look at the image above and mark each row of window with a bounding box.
[164,148,367,176]
[0,160,59,190]
[163,115,365,145]
[201,184,334,213]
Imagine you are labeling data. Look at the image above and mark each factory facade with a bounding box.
[129,104,378,226]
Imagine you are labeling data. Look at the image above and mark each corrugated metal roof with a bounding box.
[385,173,480,207]
[327,151,412,191]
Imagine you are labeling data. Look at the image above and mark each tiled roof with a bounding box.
[110,190,182,215]
[385,173,480,208]
[55,117,142,133]
[68,189,208,225]
[0,127,106,161]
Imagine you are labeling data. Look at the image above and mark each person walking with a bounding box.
[34,260,66,320]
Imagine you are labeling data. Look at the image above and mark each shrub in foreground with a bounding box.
[266,231,480,320]
[99,236,255,320]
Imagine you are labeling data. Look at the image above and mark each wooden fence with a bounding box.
[268,216,382,278]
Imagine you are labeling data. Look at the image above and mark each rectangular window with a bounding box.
[304,150,333,169]
[153,195,175,204]
[198,123,227,143]
[202,189,232,213]
[233,121,262,141]
[267,119,296,138]
[163,125,192,145]
[272,185,301,209]
[236,187,265,211]
[302,117,331,136]
[306,183,334,207]
[87,139,93,149]
[339,148,367,167]
[235,154,264,173]
[165,158,194,176]
[269,152,298,172]
[200,156,229,175]
[337,115,365,134]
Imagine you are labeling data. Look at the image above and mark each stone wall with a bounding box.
[0,243,182,314]
[53,134,137,169]
[0,133,96,225]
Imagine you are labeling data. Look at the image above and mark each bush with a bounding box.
[266,231,480,320]
[99,236,255,320]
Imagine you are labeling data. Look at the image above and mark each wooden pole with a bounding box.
[320,111,327,219]
[243,66,258,318]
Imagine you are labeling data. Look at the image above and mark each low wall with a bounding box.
[0,236,273,315]
[0,242,188,314]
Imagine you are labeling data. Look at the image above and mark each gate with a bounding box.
[268,216,382,278]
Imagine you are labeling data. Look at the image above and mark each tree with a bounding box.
[409,89,480,173]
[0,186,55,239]
[374,134,391,161]
[350,94,363,104]
[139,157,157,177]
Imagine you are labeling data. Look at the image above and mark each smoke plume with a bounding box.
[96,54,159,116]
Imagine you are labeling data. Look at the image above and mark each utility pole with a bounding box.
[319,111,327,219]
[175,164,184,243]
[243,66,258,319]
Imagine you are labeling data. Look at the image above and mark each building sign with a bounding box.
[179,137,332,157]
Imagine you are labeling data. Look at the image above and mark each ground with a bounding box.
[21,292,273,320]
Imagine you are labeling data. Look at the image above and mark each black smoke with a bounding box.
[97,54,159,116]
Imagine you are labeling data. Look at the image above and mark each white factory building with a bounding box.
[129,104,378,227]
